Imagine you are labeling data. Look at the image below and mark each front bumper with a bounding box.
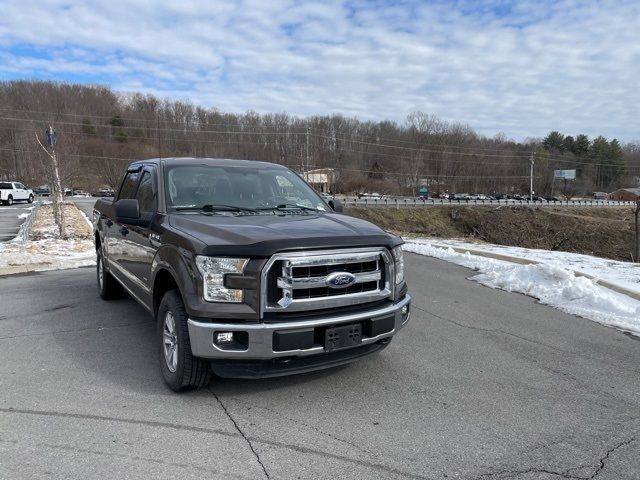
[187,294,411,361]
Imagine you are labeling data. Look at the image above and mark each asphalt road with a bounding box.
[0,202,33,242]
[0,254,638,479]
[71,196,98,219]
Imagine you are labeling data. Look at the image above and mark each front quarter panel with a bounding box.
[151,231,260,322]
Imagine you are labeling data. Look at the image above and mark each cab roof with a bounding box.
[129,157,288,170]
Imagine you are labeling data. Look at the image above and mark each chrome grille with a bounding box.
[261,248,393,314]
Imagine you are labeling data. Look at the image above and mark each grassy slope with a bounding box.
[346,206,636,262]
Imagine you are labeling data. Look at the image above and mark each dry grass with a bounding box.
[347,206,636,262]
[31,203,92,240]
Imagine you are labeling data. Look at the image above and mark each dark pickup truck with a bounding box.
[93,158,411,391]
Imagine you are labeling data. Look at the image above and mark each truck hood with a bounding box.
[168,211,401,256]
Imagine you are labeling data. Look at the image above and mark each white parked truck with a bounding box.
[0,182,34,205]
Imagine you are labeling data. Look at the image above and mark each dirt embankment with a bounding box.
[346,206,637,262]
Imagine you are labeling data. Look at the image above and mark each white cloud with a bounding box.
[0,0,638,140]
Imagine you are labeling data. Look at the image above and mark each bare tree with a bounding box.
[35,129,65,237]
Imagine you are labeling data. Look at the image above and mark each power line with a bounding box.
[1,106,632,161]
[0,116,589,163]
[1,123,636,171]
[0,107,306,130]
[0,146,548,180]
[0,115,307,136]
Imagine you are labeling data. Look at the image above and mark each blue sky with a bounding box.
[0,0,638,141]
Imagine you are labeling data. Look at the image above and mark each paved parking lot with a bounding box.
[0,203,33,242]
[0,254,638,479]
[71,197,98,218]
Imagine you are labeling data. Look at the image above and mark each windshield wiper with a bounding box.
[259,203,319,212]
[175,204,258,213]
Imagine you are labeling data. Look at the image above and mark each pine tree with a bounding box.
[573,134,590,156]
[543,131,565,153]
[562,135,575,153]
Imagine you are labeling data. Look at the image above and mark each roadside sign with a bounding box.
[554,169,576,180]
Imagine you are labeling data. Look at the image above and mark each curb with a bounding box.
[0,262,53,276]
[427,243,640,302]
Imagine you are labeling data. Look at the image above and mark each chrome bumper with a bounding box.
[188,294,411,360]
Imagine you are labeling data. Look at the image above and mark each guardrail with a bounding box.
[11,202,40,243]
[337,198,636,208]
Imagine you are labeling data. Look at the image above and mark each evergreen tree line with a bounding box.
[0,80,638,196]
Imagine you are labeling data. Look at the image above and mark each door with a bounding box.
[119,168,159,300]
[13,183,27,201]
[107,169,140,293]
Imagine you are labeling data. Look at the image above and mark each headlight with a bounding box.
[195,256,248,302]
[392,246,404,284]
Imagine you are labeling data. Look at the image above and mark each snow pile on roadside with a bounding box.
[0,202,95,272]
[417,238,640,293]
[0,238,95,270]
[403,241,640,336]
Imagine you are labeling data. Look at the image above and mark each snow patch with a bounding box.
[0,238,95,271]
[404,240,640,336]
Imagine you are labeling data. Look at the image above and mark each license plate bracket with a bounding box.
[324,323,362,352]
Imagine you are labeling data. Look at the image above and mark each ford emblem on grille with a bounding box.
[325,272,357,289]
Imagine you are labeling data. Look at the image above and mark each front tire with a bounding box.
[97,248,122,300]
[28,194,34,203]
[158,290,212,392]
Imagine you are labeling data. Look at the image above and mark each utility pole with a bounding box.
[305,126,310,173]
[529,152,535,201]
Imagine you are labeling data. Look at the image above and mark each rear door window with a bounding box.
[0,183,12,189]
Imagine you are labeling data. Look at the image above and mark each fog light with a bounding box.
[401,304,410,324]
[215,332,234,344]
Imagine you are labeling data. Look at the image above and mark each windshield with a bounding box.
[164,164,327,212]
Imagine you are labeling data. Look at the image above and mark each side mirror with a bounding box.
[328,199,343,213]
[115,199,140,224]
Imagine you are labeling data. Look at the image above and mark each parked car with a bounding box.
[93,158,411,391]
[92,189,115,197]
[0,181,34,205]
[319,192,334,201]
[33,186,51,197]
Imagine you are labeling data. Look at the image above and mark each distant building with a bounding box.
[607,188,640,201]
[303,168,337,193]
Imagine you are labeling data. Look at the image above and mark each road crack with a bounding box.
[0,322,147,340]
[0,406,430,479]
[412,303,577,354]
[209,388,270,479]
[587,436,635,479]
[473,437,636,479]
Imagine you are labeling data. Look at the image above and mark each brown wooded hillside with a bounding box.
[1,80,638,194]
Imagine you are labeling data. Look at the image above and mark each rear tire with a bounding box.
[6,196,13,206]
[97,248,122,300]
[158,289,212,392]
